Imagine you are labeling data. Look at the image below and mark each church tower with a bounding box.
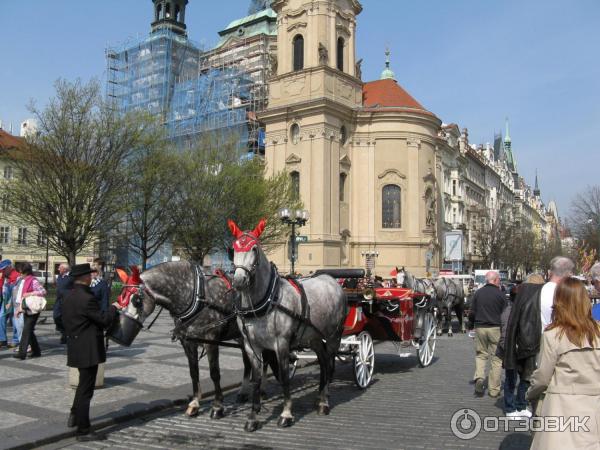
[151,0,189,36]
[261,0,363,272]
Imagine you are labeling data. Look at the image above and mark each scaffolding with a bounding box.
[106,30,272,155]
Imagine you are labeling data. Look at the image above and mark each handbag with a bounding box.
[22,295,47,315]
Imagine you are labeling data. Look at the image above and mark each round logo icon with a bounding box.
[450,408,482,440]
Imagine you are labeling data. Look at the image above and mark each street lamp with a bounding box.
[279,208,309,275]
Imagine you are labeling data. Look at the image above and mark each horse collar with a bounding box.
[177,264,206,322]
[236,263,279,317]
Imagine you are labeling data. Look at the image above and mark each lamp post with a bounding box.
[279,208,309,275]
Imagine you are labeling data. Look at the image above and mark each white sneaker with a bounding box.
[505,411,522,419]
[518,409,532,418]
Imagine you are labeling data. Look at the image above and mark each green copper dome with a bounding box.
[380,49,396,80]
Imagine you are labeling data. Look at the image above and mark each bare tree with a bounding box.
[170,132,299,263]
[570,185,600,255]
[4,79,145,265]
[120,117,178,270]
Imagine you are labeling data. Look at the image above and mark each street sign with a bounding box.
[296,235,308,243]
[444,231,463,261]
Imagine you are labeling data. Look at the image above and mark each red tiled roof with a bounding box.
[0,129,24,149]
[362,79,425,110]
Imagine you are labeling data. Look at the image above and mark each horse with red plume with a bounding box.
[228,218,347,432]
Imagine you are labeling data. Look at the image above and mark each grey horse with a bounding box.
[228,219,347,432]
[395,267,437,339]
[118,261,278,419]
[434,277,466,336]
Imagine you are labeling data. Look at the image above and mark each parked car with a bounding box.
[32,270,55,286]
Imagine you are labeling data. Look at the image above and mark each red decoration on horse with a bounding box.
[228,219,267,253]
[116,265,142,308]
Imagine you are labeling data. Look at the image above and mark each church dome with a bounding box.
[380,49,396,80]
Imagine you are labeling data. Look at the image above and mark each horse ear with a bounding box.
[116,268,129,284]
[253,218,267,238]
[130,265,141,283]
[227,219,243,239]
[390,267,398,277]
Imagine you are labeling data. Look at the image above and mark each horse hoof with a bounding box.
[448,333,453,337]
[317,405,330,416]
[244,420,260,432]
[437,330,442,336]
[185,406,199,417]
[210,408,224,420]
[236,393,249,404]
[277,416,294,428]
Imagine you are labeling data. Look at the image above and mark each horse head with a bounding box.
[115,265,155,323]
[396,266,407,288]
[228,219,267,290]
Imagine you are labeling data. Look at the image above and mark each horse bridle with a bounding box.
[232,233,262,286]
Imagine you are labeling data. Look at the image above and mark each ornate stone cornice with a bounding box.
[378,168,406,180]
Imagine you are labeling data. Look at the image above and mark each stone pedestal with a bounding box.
[68,363,105,389]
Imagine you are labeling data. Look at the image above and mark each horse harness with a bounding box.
[441,277,461,304]
[170,265,237,341]
[235,262,324,344]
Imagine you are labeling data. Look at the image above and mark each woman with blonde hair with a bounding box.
[527,277,600,449]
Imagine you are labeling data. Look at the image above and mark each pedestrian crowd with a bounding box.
[1,257,121,442]
[468,257,600,449]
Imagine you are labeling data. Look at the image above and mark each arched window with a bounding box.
[156,4,162,21]
[337,37,345,71]
[382,184,401,228]
[290,171,300,200]
[339,173,347,202]
[165,2,171,19]
[175,4,180,21]
[290,123,300,145]
[340,125,347,146]
[293,35,304,71]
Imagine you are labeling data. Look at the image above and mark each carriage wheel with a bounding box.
[353,331,375,389]
[417,312,437,367]
[289,352,298,380]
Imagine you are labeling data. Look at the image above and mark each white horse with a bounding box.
[229,219,347,432]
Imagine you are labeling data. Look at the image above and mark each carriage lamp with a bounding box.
[279,207,310,275]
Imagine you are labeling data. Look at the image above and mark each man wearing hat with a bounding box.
[62,263,120,441]
[0,260,20,348]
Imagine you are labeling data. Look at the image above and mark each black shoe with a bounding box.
[76,432,106,442]
[474,378,485,397]
[67,413,76,428]
[12,353,26,360]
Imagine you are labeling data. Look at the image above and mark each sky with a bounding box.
[1,0,599,217]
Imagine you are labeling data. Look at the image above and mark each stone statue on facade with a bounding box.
[355,58,363,79]
[269,53,278,76]
[318,43,328,65]
[425,189,436,228]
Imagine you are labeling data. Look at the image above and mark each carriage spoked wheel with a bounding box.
[417,312,437,368]
[353,331,375,389]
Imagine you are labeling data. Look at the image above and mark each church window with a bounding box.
[290,171,300,200]
[165,3,171,19]
[382,184,401,228]
[337,37,345,71]
[339,173,347,202]
[290,123,300,145]
[175,4,181,21]
[293,35,304,71]
[340,125,347,146]
[156,4,162,21]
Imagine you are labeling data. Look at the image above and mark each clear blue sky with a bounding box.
[1,0,598,216]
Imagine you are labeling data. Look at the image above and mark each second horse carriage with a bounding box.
[290,268,438,389]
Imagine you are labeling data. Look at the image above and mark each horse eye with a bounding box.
[227,247,234,261]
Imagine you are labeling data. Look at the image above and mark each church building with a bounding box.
[260,0,441,276]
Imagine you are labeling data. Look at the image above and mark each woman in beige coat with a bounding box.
[527,277,600,450]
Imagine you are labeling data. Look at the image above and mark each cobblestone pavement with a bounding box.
[43,332,533,450]
[0,312,244,450]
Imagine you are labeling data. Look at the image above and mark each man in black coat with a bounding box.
[62,264,119,441]
[468,271,506,398]
[53,263,72,344]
